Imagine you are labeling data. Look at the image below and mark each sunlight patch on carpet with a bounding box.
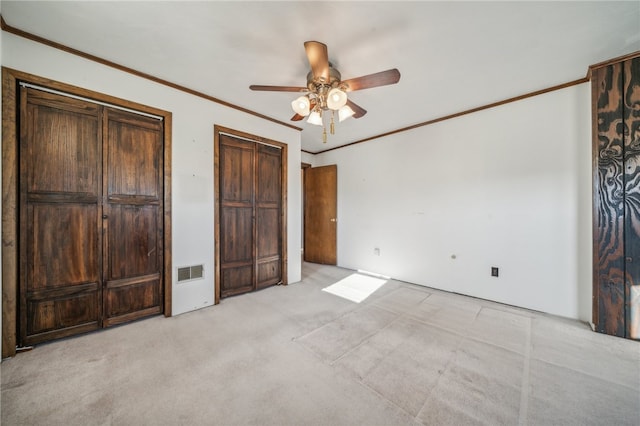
[322,273,387,303]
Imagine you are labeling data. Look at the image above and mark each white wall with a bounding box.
[1,33,302,316]
[314,84,593,321]
[301,151,316,166]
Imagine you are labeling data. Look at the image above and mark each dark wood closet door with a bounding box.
[593,63,626,337]
[623,57,640,339]
[593,55,640,340]
[219,135,255,297]
[218,133,283,298]
[20,88,102,344]
[103,108,164,326]
[19,89,165,345]
[256,144,283,289]
[304,165,337,265]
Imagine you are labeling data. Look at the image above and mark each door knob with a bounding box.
[330,218,336,222]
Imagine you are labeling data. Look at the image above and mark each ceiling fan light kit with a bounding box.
[291,96,310,116]
[307,110,323,126]
[250,41,401,143]
[326,87,348,110]
[338,105,355,122]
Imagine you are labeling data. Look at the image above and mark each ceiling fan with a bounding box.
[250,41,401,142]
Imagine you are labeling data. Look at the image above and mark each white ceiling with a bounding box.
[2,1,639,153]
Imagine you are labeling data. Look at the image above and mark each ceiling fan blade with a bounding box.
[342,69,401,92]
[346,99,367,118]
[249,85,307,92]
[304,41,330,82]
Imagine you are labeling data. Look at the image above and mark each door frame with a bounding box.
[301,162,311,258]
[213,125,288,304]
[2,68,173,358]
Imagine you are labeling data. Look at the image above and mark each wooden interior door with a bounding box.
[592,55,640,340]
[19,88,164,345]
[103,108,164,326]
[20,88,103,344]
[304,165,337,265]
[219,135,256,297]
[593,62,626,337]
[622,57,640,339]
[218,132,284,298]
[256,144,283,289]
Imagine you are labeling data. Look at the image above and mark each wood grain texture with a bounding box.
[2,69,19,358]
[623,57,640,339]
[342,69,401,92]
[20,87,103,345]
[305,41,330,82]
[107,110,162,198]
[588,50,640,79]
[214,126,288,302]
[2,68,173,353]
[256,144,283,289]
[592,53,640,341]
[250,85,307,92]
[163,114,173,317]
[28,204,99,290]
[593,64,626,337]
[103,108,164,326]
[219,136,256,297]
[304,165,337,265]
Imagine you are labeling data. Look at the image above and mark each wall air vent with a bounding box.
[177,265,204,282]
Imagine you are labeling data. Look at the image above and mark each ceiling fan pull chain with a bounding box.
[323,126,327,143]
[330,112,335,135]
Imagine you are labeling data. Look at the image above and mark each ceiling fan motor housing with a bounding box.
[307,66,344,109]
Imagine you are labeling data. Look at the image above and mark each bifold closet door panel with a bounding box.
[219,136,255,297]
[256,144,282,289]
[593,56,640,340]
[20,88,102,344]
[623,57,640,339]
[103,108,164,326]
[593,64,626,337]
[25,204,101,338]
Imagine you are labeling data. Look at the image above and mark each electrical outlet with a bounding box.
[491,267,499,277]
[374,247,380,256]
